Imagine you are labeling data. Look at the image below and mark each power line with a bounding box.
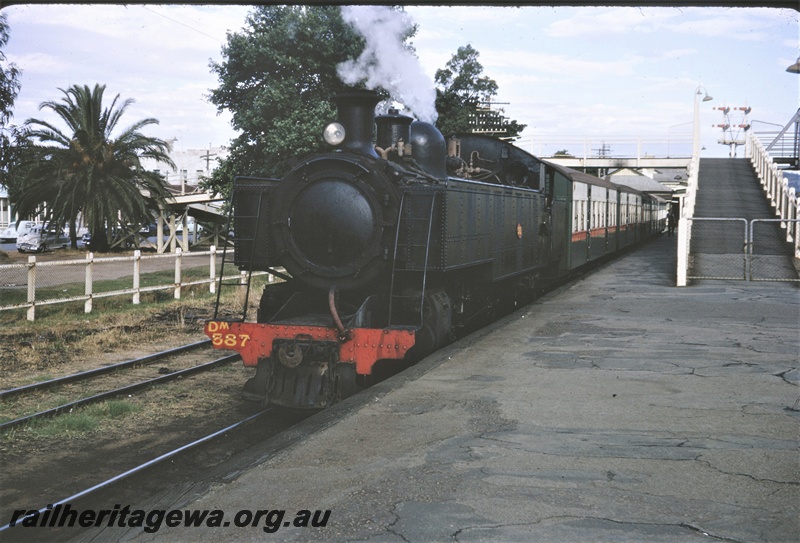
[140,6,226,45]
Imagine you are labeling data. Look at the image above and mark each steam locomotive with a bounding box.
[205,89,667,409]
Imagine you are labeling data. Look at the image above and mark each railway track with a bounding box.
[0,340,239,432]
[0,409,271,534]
[0,339,211,400]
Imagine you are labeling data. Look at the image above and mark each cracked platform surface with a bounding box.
[124,235,798,542]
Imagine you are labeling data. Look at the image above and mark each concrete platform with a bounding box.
[133,235,799,542]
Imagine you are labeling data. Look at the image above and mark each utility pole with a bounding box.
[199,145,217,173]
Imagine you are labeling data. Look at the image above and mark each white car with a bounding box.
[0,224,17,242]
[1,220,38,243]
[17,225,67,253]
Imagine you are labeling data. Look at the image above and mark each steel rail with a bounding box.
[0,353,240,432]
[0,339,212,401]
[0,409,271,533]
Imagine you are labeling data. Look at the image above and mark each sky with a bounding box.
[2,4,798,160]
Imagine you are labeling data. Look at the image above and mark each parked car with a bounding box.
[1,221,38,243]
[138,223,163,236]
[61,225,89,239]
[174,219,197,235]
[81,229,137,250]
[17,224,67,253]
[0,224,18,243]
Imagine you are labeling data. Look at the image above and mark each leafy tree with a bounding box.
[0,13,22,188]
[12,84,174,251]
[206,5,369,197]
[434,44,525,140]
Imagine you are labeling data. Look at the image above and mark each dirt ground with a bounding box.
[0,245,304,536]
[0,248,286,531]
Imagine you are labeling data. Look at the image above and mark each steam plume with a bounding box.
[338,6,438,123]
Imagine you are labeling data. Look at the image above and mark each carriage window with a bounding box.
[595,201,600,228]
[573,205,579,233]
[580,201,585,231]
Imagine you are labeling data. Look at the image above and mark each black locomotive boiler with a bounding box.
[205,89,667,409]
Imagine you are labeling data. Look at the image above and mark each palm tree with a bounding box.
[12,84,174,250]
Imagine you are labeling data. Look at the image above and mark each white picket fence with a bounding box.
[0,246,258,321]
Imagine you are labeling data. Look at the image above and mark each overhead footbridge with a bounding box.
[154,190,229,254]
[677,132,799,284]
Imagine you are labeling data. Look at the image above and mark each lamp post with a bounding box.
[693,86,713,158]
[679,86,712,287]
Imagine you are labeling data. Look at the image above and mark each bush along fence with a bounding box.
[0,246,262,321]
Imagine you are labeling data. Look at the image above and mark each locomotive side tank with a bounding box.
[205,88,666,410]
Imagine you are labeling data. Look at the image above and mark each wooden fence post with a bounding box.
[26,255,36,321]
[133,250,141,304]
[174,247,182,299]
[210,245,216,294]
[85,252,93,313]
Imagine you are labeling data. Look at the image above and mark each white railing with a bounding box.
[677,135,799,286]
[748,132,800,258]
[0,246,262,321]
[516,134,694,161]
[676,152,701,286]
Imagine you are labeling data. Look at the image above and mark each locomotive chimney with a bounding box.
[334,89,381,158]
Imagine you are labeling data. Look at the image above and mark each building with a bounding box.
[607,167,679,202]
[140,144,230,253]
[141,143,229,195]
[0,184,12,228]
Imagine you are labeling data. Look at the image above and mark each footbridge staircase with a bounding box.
[677,133,799,284]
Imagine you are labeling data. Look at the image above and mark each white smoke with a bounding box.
[338,6,438,123]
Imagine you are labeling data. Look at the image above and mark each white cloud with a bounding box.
[545,7,680,38]
[4,4,797,157]
[482,48,641,78]
[5,4,248,148]
[654,49,699,62]
[6,51,66,76]
[543,6,793,42]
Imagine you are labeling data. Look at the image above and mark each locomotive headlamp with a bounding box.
[323,122,346,146]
